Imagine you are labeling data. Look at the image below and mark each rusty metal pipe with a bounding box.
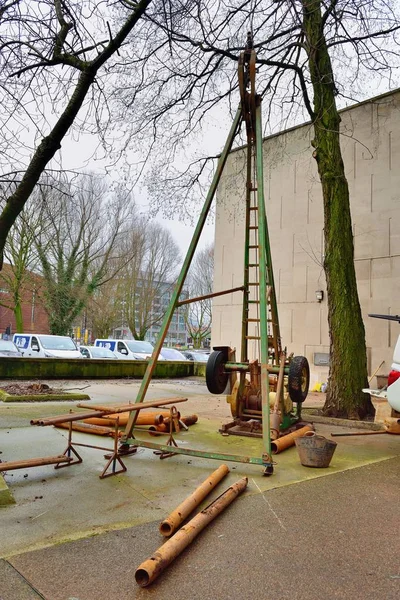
[83,412,170,427]
[76,397,188,413]
[159,464,230,537]
[0,455,72,472]
[163,414,198,428]
[54,421,123,437]
[135,476,247,587]
[148,424,168,436]
[31,410,111,426]
[271,424,315,454]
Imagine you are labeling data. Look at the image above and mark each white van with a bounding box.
[94,339,165,361]
[13,333,82,359]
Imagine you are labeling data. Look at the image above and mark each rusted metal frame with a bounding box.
[100,418,127,478]
[123,107,244,442]
[154,406,180,459]
[125,437,268,466]
[255,97,272,466]
[31,398,188,427]
[55,420,83,469]
[135,477,248,587]
[176,286,245,307]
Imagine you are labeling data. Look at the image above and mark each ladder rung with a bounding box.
[249,263,259,267]
[249,226,258,230]
[248,282,259,286]
[249,206,258,211]
[249,245,259,249]
[247,318,260,322]
[248,300,260,304]
[246,335,261,340]
[249,187,258,191]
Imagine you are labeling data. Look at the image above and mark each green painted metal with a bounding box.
[241,143,253,364]
[125,438,271,466]
[255,98,272,461]
[224,362,290,375]
[123,108,243,440]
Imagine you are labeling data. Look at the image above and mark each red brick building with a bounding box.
[0,264,49,336]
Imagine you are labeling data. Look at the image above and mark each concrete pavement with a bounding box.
[1,379,400,599]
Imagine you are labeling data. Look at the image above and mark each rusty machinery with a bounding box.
[119,36,310,475]
[205,36,310,441]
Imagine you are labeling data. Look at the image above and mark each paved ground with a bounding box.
[1,379,400,599]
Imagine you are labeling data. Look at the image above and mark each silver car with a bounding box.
[0,339,23,357]
[79,345,118,359]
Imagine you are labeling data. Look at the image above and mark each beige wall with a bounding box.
[212,90,400,387]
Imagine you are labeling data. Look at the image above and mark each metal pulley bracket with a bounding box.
[238,46,256,142]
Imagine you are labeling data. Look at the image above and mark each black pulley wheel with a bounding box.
[288,356,310,403]
[206,351,229,394]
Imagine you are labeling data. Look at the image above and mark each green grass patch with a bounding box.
[0,390,90,403]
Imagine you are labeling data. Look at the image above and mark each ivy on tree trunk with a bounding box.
[302,0,373,418]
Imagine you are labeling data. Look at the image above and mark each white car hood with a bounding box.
[44,350,82,359]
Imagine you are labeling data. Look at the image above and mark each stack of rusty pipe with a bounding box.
[135,464,248,587]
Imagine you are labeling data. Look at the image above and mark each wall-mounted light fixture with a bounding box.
[315,290,324,303]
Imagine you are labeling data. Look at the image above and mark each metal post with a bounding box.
[254,97,272,464]
[123,108,243,440]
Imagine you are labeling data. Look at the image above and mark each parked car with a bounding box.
[160,347,189,361]
[0,339,23,357]
[79,345,118,359]
[367,313,400,412]
[182,350,210,362]
[94,339,166,360]
[13,333,82,358]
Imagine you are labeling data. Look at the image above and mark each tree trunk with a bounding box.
[14,300,23,332]
[302,0,373,418]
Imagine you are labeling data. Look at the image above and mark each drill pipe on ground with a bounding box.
[135,476,247,587]
[159,464,230,537]
[32,398,188,427]
[148,424,168,436]
[83,411,172,427]
[76,398,187,413]
[163,414,198,428]
[270,424,315,454]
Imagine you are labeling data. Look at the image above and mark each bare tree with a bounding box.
[34,174,135,335]
[185,244,213,349]
[86,280,125,340]
[0,198,40,331]
[120,219,181,340]
[0,0,155,267]
[1,0,400,417]
[141,0,399,419]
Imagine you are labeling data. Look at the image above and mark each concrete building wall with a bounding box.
[212,89,400,387]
